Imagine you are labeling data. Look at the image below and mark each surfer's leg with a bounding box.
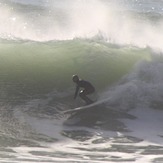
[79,90,93,105]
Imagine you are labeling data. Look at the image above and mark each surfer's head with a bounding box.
[72,74,79,83]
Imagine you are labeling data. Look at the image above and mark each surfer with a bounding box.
[72,75,95,105]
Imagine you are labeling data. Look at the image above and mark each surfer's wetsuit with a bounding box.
[73,75,95,105]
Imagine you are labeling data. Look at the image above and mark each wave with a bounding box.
[0,0,163,138]
[0,39,150,100]
[1,1,163,162]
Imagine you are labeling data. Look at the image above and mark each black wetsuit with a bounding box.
[74,79,95,104]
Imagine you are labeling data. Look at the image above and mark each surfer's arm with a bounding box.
[74,86,79,99]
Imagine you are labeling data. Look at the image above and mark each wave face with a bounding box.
[0,40,150,99]
[1,0,163,163]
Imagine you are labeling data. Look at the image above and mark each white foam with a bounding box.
[123,107,163,145]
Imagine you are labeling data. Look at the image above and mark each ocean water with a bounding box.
[0,0,163,162]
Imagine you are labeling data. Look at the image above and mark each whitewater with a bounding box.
[0,0,163,162]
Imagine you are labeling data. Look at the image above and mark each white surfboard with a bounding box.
[62,98,109,114]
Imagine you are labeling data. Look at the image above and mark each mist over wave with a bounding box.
[0,0,163,52]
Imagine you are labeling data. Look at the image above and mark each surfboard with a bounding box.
[62,98,109,114]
